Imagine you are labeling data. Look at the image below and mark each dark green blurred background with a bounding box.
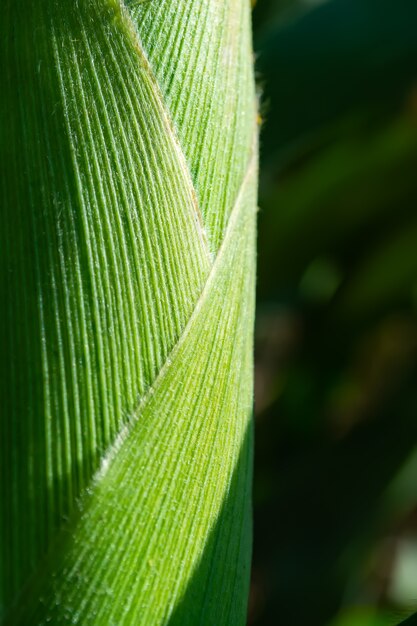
[250,1,417,624]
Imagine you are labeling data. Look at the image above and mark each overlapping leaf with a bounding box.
[0,0,257,623]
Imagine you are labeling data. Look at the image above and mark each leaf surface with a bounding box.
[0,0,257,623]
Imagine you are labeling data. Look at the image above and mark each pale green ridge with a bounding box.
[6,152,257,626]
[128,0,256,252]
[0,0,257,621]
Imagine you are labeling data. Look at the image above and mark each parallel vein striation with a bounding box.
[7,152,257,626]
[128,0,256,252]
[0,0,258,622]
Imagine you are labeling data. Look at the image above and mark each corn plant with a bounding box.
[0,0,257,623]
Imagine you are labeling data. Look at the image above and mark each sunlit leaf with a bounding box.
[0,1,257,623]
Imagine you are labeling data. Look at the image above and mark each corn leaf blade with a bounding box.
[1,0,257,623]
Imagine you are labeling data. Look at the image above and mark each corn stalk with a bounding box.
[0,0,257,623]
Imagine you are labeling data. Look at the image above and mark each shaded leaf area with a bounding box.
[252,0,417,624]
[0,0,257,622]
[168,423,253,626]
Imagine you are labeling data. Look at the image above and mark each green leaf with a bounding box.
[0,0,257,623]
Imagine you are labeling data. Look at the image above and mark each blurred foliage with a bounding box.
[398,613,417,626]
[255,0,417,158]
[251,0,417,625]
